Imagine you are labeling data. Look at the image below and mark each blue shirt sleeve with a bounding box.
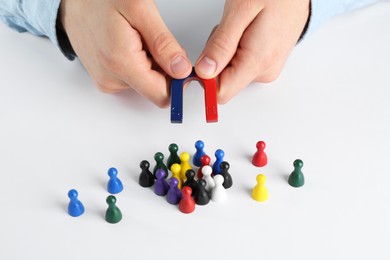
[0,0,75,59]
[305,0,380,36]
[0,0,61,43]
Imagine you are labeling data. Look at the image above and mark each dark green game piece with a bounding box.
[288,159,305,188]
[153,152,168,179]
[105,195,122,224]
[167,143,181,170]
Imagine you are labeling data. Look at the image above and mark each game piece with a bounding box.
[166,177,183,205]
[288,159,305,187]
[211,175,227,203]
[139,160,155,187]
[212,149,225,175]
[179,187,196,214]
[193,140,206,167]
[170,67,218,123]
[67,189,85,217]
[183,169,198,197]
[252,141,268,167]
[220,161,233,189]
[105,195,122,224]
[154,169,169,196]
[197,154,211,179]
[201,165,215,192]
[107,167,123,194]
[153,152,168,179]
[251,174,268,202]
[170,163,183,189]
[194,179,210,205]
[167,143,181,170]
[179,152,192,181]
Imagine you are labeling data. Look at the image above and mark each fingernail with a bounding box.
[197,56,216,76]
[171,55,190,75]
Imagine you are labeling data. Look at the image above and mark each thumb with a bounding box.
[124,2,192,79]
[195,1,262,79]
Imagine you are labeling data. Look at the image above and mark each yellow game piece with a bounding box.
[170,163,183,189]
[179,152,192,181]
[251,174,268,202]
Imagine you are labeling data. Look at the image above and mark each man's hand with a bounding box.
[60,0,192,107]
[195,0,310,104]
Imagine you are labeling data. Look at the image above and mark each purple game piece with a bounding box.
[154,169,169,196]
[166,177,183,205]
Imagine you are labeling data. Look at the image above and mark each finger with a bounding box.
[218,3,307,104]
[94,74,130,94]
[90,62,135,94]
[217,50,257,104]
[119,1,192,79]
[72,36,131,94]
[195,0,264,79]
[98,13,170,107]
[217,12,282,103]
[207,25,219,42]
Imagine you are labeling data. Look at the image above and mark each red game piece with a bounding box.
[197,154,211,179]
[252,141,268,167]
[179,186,195,214]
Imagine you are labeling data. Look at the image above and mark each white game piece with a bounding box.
[201,165,215,192]
[211,175,227,203]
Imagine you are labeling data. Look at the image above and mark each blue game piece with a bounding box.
[107,167,123,194]
[212,149,225,175]
[154,169,169,196]
[67,189,85,217]
[193,140,206,167]
[166,177,183,205]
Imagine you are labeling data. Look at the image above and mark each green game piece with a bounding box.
[167,143,181,170]
[105,195,122,224]
[288,159,305,187]
[153,152,168,178]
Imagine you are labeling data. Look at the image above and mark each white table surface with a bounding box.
[1,1,389,259]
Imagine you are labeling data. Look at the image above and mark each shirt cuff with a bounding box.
[0,0,75,60]
[304,0,380,37]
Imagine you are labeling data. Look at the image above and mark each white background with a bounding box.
[1,1,389,259]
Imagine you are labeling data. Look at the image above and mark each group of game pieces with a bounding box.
[250,141,305,202]
[67,140,305,222]
[67,167,125,223]
[138,140,233,214]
